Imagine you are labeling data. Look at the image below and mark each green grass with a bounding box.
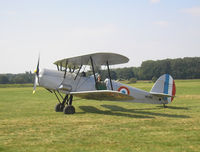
[0,80,200,152]
[0,83,33,88]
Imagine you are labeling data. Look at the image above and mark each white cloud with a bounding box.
[153,21,169,27]
[182,6,200,16]
[150,0,160,3]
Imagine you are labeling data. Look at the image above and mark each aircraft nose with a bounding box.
[38,69,45,83]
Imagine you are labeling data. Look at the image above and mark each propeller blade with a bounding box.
[35,55,40,76]
[33,75,38,94]
[33,54,40,94]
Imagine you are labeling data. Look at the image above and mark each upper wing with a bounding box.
[70,90,134,101]
[54,52,129,68]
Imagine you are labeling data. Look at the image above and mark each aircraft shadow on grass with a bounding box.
[78,105,190,119]
[78,106,154,119]
[101,105,190,118]
[156,105,189,110]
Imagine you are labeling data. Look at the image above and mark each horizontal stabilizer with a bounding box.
[150,92,175,98]
[70,90,134,101]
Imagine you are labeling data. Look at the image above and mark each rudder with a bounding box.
[151,74,176,103]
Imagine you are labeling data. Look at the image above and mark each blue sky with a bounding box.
[0,0,200,73]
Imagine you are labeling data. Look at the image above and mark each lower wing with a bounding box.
[70,90,134,101]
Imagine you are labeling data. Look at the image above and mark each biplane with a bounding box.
[33,53,176,114]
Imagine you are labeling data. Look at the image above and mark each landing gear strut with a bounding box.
[63,95,75,114]
[54,94,68,112]
[54,91,75,114]
[163,104,168,108]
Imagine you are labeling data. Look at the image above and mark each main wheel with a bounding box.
[55,103,64,112]
[63,105,75,114]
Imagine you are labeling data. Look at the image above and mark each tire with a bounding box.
[63,105,75,114]
[55,103,64,112]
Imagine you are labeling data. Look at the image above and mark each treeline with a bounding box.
[137,57,200,80]
[0,72,34,84]
[99,57,200,80]
[0,57,200,84]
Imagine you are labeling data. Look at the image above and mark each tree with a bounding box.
[152,76,157,83]
[115,67,135,80]
[0,75,9,84]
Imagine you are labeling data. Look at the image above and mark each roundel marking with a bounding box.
[118,86,130,95]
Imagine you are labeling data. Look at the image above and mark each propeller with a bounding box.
[33,55,40,94]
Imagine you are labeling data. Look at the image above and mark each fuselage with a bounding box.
[38,68,168,104]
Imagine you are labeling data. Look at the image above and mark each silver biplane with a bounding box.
[33,53,176,114]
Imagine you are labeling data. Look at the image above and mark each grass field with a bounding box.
[0,80,200,152]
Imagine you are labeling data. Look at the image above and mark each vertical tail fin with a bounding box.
[150,74,176,103]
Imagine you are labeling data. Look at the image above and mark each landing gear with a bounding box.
[63,95,75,114]
[163,104,168,108]
[63,105,75,114]
[53,91,75,114]
[55,103,64,112]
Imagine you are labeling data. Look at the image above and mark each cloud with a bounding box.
[182,6,200,16]
[150,0,160,3]
[153,21,169,27]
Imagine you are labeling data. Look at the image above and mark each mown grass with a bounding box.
[0,80,200,152]
[0,83,33,88]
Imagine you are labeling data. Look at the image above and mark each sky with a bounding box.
[0,0,200,73]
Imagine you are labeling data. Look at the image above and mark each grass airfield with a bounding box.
[0,80,200,152]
